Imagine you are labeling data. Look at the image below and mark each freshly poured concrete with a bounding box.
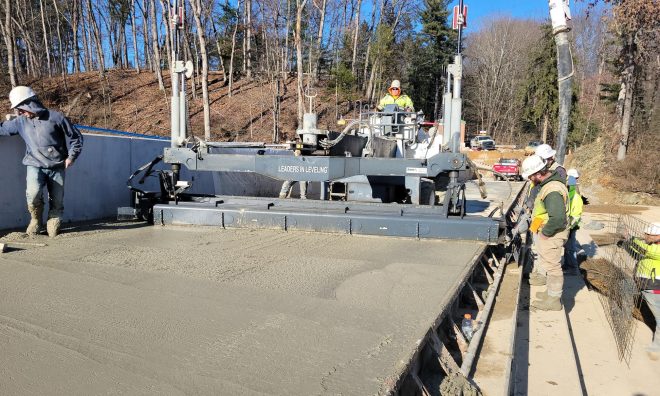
[0,225,485,395]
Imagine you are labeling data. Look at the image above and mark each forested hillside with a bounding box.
[0,0,657,195]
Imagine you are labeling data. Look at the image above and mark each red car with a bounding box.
[493,158,522,181]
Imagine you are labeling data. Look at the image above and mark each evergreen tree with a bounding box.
[407,0,456,120]
[520,24,558,144]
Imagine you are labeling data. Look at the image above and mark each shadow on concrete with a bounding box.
[1,218,151,241]
[61,218,151,234]
[465,200,491,214]
[512,271,531,395]
[562,275,589,396]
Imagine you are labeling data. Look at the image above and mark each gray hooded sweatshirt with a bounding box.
[0,100,83,168]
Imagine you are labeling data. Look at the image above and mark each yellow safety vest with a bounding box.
[378,94,414,111]
[568,186,583,229]
[531,180,569,232]
[632,238,660,281]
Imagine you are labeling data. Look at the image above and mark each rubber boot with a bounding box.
[46,215,61,238]
[26,204,43,236]
[529,272,547,286]
[531,294,562,311]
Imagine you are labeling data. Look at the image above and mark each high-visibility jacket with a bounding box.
[531,176,569,236]
[377,94,414,111]
[568,185,583,229]
[631,238,660,290]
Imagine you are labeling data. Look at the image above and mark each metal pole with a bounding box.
[170,0,180,148]
[548,0,573,165]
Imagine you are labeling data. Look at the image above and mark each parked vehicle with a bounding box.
[493,158,522,181]
[470,135,495,149]
[480,140,497,151]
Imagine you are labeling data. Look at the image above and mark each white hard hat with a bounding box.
[567,168,580,178]
[535,143,556,159]
[644,222,660,236]
[9,86,37,109]
[390,80,401,89]
[521,155,547,179]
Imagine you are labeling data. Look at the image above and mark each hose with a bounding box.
[319,119,360,149]
[468,159,514,206]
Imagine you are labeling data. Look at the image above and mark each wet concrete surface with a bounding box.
[0,224,485,395]
[0,181,524,394]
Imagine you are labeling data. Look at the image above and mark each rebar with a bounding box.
[596,214,650,364]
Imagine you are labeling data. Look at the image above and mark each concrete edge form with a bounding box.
[392,182,528,394]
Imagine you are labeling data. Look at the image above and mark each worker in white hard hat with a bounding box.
[562,169,584,275]
[0,86,83,237]
[534,143,566,183]
[376,80,414,112]
[566,168,580,194]
[628,222,660,360]
[521,154,570,311]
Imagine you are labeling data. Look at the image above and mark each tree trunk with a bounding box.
[617,70,635,161]
[616,36,636,162]
[149,0,164,89]
[283,0,291,73]
[313,0,327,80]
[51,0,66,76]
[212,20,227,82]
[0,0,18,85]
[39,0,51,77]
[245,0,252,78]
[294,0,307,124]
[81,10,93,71]
[71,0,80,73]
[157,0,172,73]
[351,0,361,74]
[542,113,549,144]
[190,0,211,139]
[228,0,240,97]
[131,0,140,72]
[86,0,105,76]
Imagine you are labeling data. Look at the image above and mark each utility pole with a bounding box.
[549,0,573,164]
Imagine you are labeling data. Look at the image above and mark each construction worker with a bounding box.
[279,146,307,199]
[562,168,584,275]
[630,222,660,360]
[567,168,580,193]
[0,86,83,237]
[376,80,414,112]
[534,143,566,183]
[522,154,569,311]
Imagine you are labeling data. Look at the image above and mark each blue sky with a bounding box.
[448,0,550,28]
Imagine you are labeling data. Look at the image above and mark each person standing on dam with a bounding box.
[522,154,570,311]
[0,86,83,237]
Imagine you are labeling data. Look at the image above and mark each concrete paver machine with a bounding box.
[124,0,508,243]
